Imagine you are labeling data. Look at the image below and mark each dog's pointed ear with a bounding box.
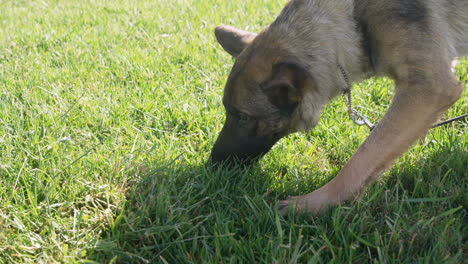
[262,63,307,115]
[215,25,257,57]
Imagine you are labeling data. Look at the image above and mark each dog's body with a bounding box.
[211,0,468,214]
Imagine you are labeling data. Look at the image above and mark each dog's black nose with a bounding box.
[210,117,280,169]
[209,154,225,169]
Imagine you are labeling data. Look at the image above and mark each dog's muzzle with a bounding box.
[210,121,280,168]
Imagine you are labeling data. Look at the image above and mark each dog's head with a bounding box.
[211,25,329,165]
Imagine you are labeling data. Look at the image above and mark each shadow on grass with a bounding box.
[86,156,284,263]
[87,143,467,263]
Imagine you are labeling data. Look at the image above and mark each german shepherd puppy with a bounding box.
[210,0,468,214]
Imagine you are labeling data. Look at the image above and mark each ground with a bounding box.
[0,0,466,263]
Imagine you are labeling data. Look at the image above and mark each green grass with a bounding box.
[0,0,466,263]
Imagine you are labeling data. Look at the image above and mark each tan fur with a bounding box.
[211,0,467,214]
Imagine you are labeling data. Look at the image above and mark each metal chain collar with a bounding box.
[338,65,376,130]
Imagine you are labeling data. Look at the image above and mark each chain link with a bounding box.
[338,65,376,131]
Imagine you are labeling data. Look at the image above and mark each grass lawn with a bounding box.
[0,0,467,263]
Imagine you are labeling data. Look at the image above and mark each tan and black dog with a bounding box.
[210,0,468,214]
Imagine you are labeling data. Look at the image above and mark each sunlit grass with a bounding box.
[0,0,466,262]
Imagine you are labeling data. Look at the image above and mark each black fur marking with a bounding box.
[357,19,377,73]
[391,0,428,26]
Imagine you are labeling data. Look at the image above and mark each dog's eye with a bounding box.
[239,112,251,122]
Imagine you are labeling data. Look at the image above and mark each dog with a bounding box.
[210,0,468,214]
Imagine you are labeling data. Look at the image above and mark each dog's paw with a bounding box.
[278,191,332,216]
[278,196,298,216]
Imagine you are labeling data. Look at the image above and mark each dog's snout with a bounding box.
[210,148,230,168]
[210,132,278,169]
[210,112,285,169]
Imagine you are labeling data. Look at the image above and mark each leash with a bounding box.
[338,65,467,131]
[431,113,468,128]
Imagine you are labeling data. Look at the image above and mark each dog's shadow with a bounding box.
[87,143,467,262]
[87,157,280,262]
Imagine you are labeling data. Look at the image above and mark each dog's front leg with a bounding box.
[279,79,462,215]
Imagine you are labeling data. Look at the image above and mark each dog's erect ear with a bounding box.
[262,63,307,115]
[215,25,257,57]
